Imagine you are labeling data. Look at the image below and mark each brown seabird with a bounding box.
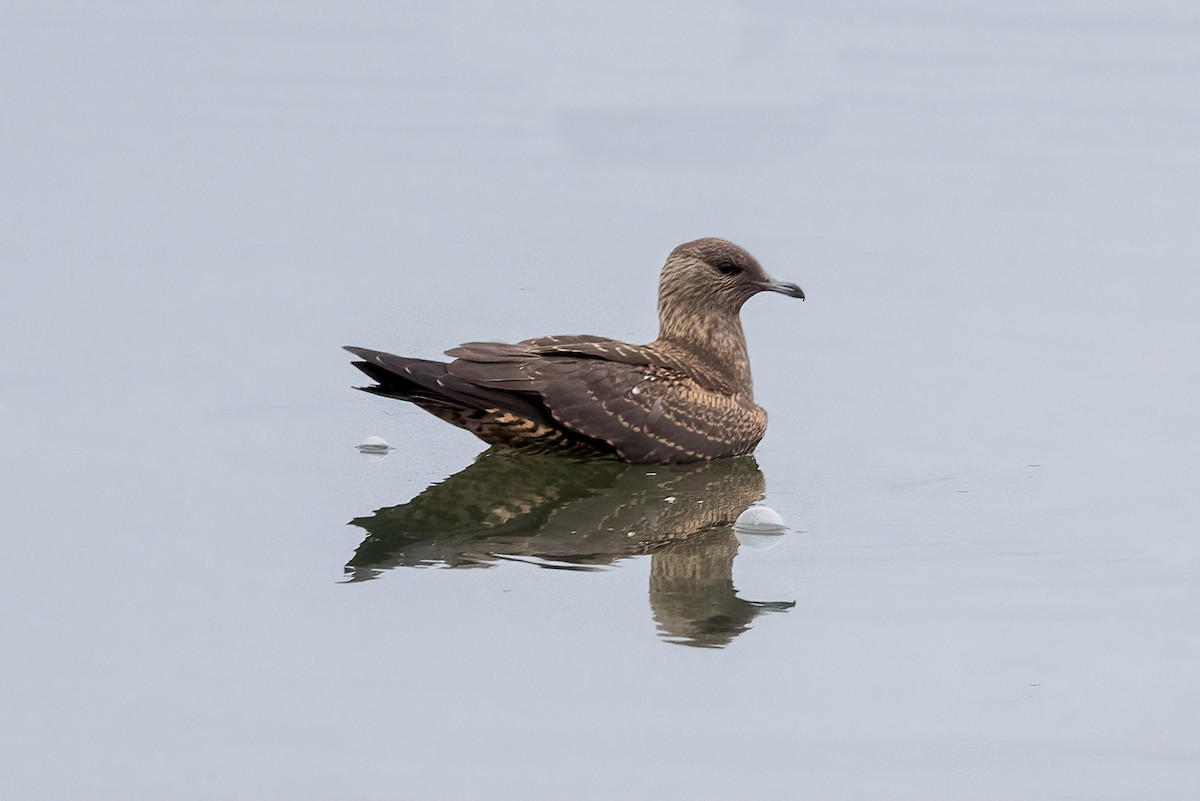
[345,237,804,463]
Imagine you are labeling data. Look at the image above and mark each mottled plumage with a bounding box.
[346,237,804,463]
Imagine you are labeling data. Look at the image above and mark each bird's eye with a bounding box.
[715,261,740,276]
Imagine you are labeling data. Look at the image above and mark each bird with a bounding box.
[345,237,804,464]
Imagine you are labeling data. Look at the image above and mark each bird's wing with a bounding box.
[445,340,764,462]
[447,336,654,366]
[449,336,729,389]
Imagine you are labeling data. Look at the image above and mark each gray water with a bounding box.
[3,2,1199,799]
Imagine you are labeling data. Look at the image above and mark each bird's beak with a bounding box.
[755,279,805,300]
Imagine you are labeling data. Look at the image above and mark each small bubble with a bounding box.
[734,504,786,532]
[735,505,788,550]
[357,436,393,459]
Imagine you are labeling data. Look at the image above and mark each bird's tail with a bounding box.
[343,346,459,404]
[345,345,554,425]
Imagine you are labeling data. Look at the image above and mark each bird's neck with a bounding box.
[655,306,754,396]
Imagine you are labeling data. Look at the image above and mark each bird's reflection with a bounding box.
[346,452,794,647]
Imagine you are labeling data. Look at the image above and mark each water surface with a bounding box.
[3,2,1198,799]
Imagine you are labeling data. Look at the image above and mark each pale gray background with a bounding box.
[2,1,1198,799]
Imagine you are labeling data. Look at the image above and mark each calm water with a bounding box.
[3,2,1199,798]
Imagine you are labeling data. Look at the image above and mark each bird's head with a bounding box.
[658,238,804,327]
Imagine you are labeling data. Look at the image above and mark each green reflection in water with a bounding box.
[347,452,794,647]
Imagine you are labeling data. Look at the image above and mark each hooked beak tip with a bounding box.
[757,280,805,300]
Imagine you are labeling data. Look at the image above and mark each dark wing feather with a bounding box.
[444,341,765,462]
[531,362,766,462]
[447,337,656,366]
[443,342,538,362]
[521,337,734,393]
[348,338,764,462]
[345,345,547,422]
